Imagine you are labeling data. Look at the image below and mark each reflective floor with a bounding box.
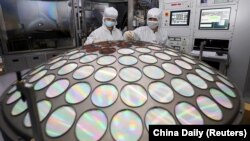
[0,69,30,95]
[0,72,14,141]
[241,103,250,124]
[0,132,3,141]
[0,70,29,141]
[0,73,16,96]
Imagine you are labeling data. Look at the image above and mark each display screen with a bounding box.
[170,10,190,26]
[199,8,231,30]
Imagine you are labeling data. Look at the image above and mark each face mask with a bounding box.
[147,20,159,29]
[105,20,115,27]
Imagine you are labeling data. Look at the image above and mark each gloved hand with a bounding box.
[124,31,135,41]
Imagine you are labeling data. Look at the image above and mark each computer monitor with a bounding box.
[199,8,231,30]
[170,10,190,26]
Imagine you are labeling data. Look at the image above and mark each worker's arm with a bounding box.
[84,32,96,45]
[123,28,141,41]
[165,35,171,47]
[160,30,169,47]
[123,30,135,41]
[133,27,143,41]
[117,30,124,40]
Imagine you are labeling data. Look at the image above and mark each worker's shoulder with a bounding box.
[91,26,121,33]
[113,28,122,34]
[91,26,105,33]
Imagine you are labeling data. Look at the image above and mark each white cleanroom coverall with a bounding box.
[124,8,168,46]
[84,7,123,45]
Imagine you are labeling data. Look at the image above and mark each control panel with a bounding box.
[200,0,237,6]
[168,36,189,52]
[159,0,238,53]
[160,0,193,27]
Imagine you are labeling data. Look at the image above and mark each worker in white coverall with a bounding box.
[84,7,123,45]
[124,8,168,46]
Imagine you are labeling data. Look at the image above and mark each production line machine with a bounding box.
[0,0,248,141]
[0,41,244,141]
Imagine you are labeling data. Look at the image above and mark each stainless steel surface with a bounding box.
[17,0,71,34]
[81,0,87,38]
[86,0,128,2]
[228,0,250,100]
[199,41,206,61]
[128,0,134,30]
[0,0,128,53]
[0,4,8,54]
[71,0,80,47]
[0,132,3,141]
[0,73,17,96]
[2,48,72,73]
[244,59,250,102]
[0,70,30,95]
[0,0,73,53]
